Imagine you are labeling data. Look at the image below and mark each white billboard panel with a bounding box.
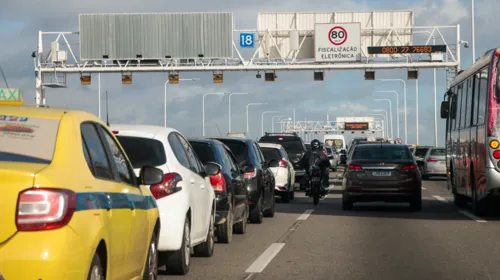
[314,23,361,62]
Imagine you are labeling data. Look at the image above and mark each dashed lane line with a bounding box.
[433,195,488,223]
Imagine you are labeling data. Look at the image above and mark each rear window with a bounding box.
[325,139,343,149]
[430,149,446,156]
[260,137,304,154]
[0,116,60,164]
[352,145,411,160]
[415,148,430,158]
[190,142,217,163]
[115,136,166,169]
[261,147,282,161]
[217,139,248,164]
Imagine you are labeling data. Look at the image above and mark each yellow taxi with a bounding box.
[0,95,163,279]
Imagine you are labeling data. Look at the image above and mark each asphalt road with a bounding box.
[160,173,500,280]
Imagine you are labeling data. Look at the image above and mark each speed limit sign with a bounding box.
[314,23,361,62]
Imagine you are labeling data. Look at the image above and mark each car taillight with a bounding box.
[112,130,119,134]
[402,164,416,171]
[313,172,320,176]
[150,173,183,199]
[427,158,438,162]
[209,172,226,192]
[16,188,77,231]
[493,150,500,159]
[348,164,363,172]
[279,159,288,168]
[244,167,256,179]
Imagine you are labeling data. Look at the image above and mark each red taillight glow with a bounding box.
[112,130,119,134]
[313,172,320,176]
[243,167,256,179]
[427,158,438,163]
[16,188,77,231]
[279,159,288,168]
[348,164,363,171]
[209,172,226,192]
[402,164,416,171]
[150,173,183,199]
[493,150,500,159]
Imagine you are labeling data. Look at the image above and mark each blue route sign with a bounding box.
[239,33,255,48]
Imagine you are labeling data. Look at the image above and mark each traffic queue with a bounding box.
[0,96,439,279]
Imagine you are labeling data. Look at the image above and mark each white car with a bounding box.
[111,124,218,275]
[258,143,296,203]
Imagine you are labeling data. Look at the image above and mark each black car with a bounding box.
[210,137,277,224]
[188,138,249,243]
[342,144,422,211]
[259,132,308,184]
[412,146,433,174]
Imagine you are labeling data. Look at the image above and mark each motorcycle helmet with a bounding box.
[310,139,321,150]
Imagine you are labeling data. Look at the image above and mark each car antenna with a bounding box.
[215,123,223,136]
[105,90,110,126]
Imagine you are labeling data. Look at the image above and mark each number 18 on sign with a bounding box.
[314,23,361,62]
[240,33,254,48]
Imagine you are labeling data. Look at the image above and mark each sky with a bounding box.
[0,0,499,146]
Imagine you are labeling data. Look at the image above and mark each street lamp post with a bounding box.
[246,103,265,134]
[228,92,249,133]
[374,91,400,139]
[379,79,407,144]
[472,0,476,64]
[202,92,227,136]
[164,78,199,127]
[373,99,393,140]
[271,116,284,132]
[261,111,279,136]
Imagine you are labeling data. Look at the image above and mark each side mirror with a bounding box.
[139,166,164,185]
[268,159,279,168]
[204,162,221,176]
[440,101,449,119]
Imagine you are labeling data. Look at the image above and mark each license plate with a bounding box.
[372,171,391,176]
[312,177,321,182]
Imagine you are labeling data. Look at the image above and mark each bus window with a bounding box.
[465,77,473,128]
[450,89,457,130]
[478,67,488,125]
[455,85,463,130]
[460,83,467,129]
[472,73,480,126]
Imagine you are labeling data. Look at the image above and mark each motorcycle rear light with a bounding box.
[279,159,288,168]
[348,164,363,171]
[209,172,226,192]
[150,173,183,199]
[427,158,438,163]
[313,172,320,176]
[402,164,416,171]
[16,188,77,231]
[493,150,500,159]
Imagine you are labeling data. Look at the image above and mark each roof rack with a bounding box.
[263,132,298,136]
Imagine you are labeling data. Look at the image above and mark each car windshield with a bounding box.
[260,137,304,154]
[0,116,60,164]
[352,145,411,160]
[216,139,248,164]
[190,142,217,163]
[430,148,446,156]
[261,147,282,161]
[116,136,166,169]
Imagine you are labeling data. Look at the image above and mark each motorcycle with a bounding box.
[305,163,323,205]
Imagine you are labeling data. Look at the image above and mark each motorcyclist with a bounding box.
[301,139,331,197]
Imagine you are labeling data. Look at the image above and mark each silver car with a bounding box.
[422,147,446,180]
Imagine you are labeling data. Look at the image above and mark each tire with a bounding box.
[249,194,264,224]
[263,195,275,217]
[143,231,159,280]
[87,253,104,280]
[342,197,353,210]
[282,192,290,203]
[422,174,429,180]
[290,190,295,200]
[233,203,248,234]
[409,196,422,211]
[194,209,215,257]
[453,192,467,208]
[216,204,233,244]
[164,218,190,275]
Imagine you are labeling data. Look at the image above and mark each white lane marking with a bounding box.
[297,209,315,220]
[245,243,286,273]
[433,195,449,203]
[458,210,488,223]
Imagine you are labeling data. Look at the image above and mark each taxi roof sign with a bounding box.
[0,88,23,105]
